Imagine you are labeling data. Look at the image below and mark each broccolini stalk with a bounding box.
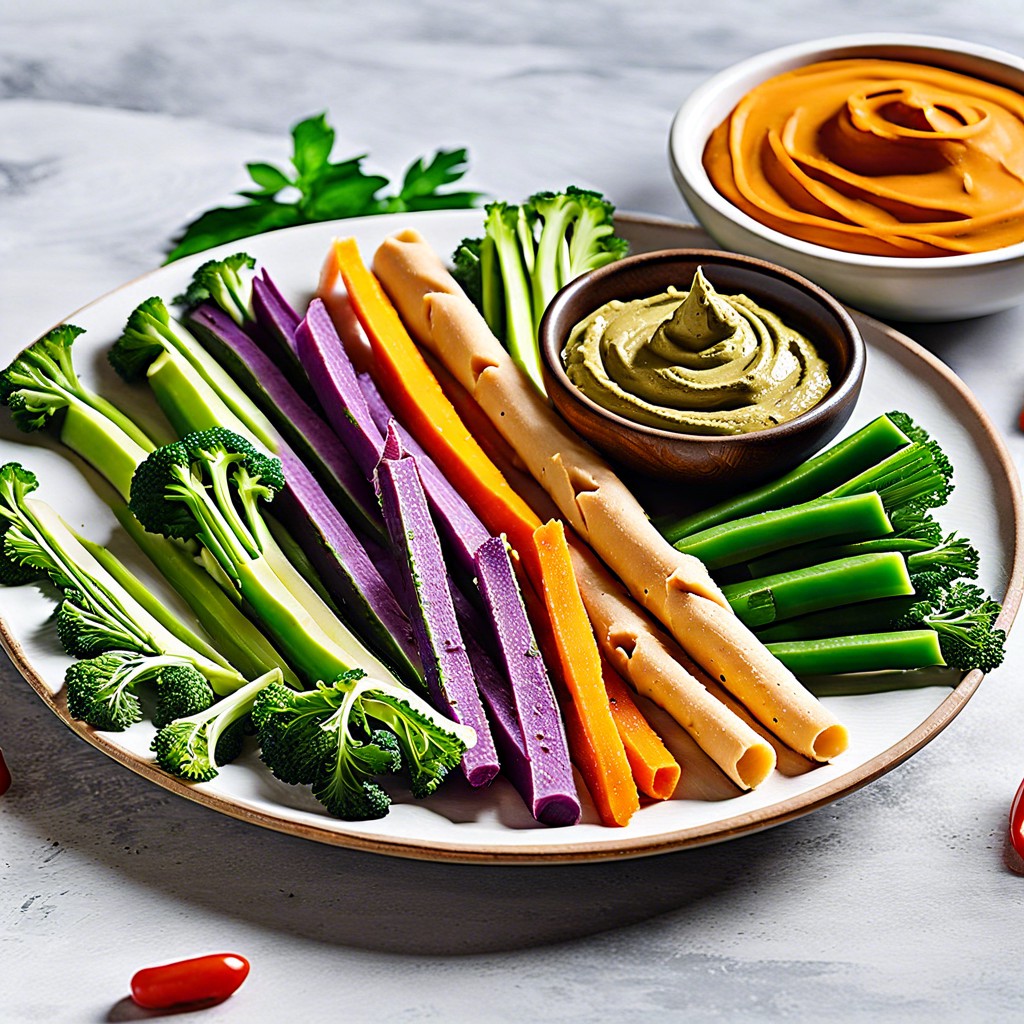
[253,669,473,820]
[0,463,244,697]
[0,325,298,682]
[0,324,155,498]
[152,669,281,782]
[128,429,405,689]
[112,296,276,445]
[825,436,953,513]
[746,507,944,577]
[765,631,946,677]
[721,552,915,628]
[451,188,629,395]
[658,412,915,542]
[757,581,1004,673]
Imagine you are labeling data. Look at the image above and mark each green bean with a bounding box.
[674,493,892,570]
[722,552,914,628]
[658,414,911,542]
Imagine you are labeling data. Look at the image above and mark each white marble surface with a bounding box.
[3,2,1024,1021]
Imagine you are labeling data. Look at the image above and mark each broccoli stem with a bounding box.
[765,630,946,676]
[19,498,242,692]
[138,302,278,446]
[56,403,151,502]
[721,552,915,628]
[478,234,505,339]
[658,413,912,542]
[75,531,230,671]
[112,506,300,689]
[673,492,892,570]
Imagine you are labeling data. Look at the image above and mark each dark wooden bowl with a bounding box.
[539,248,866,484]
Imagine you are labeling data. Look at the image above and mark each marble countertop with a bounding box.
[3,2,1024,1020]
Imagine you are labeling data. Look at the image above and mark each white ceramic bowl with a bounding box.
[669,34,1024,321]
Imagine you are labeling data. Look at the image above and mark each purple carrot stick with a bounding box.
[296,299,489,575]
[252,269,302,349]
[451,583,580,826]
[187,302,380,539]
[474,536,579,825]
[374,424,499,787]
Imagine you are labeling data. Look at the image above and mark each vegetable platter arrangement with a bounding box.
[0,199,1019,862]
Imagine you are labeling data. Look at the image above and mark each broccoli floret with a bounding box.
[152,664,216,728]
[907,533,980,587]
[450,236,484,311]
[152,670,278,781]
[0,324,155,500]
[109,296,188,383]
[178,253,256,326]
[129,427,283,555]
[885,410,932,446]
[888,506,944,547]
[898,582,1006,672]
[451,188,628,394]
[55,586,148,658]
[828,438,953,513]
[253,669,471,821]
[66,651,197,732]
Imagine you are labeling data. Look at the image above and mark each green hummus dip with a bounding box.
[562,267,831,435]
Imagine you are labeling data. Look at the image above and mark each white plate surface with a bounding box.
[1,212,1020,863]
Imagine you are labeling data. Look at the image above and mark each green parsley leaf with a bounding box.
[165,113,483,263]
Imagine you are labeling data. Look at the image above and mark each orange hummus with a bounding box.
[703,58,1024,257]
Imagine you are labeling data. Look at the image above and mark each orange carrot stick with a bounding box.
[602,660,681,801]
[327,238,542,563]
[533,519,639,827]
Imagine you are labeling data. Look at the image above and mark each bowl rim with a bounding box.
[538,246,866,447]
[669,32,1024,271]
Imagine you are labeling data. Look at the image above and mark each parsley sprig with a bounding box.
[166,113,482,262]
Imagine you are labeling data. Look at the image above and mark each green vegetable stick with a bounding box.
[722,552,915,628]
[766,630,946,676]
[674,492,892,570]
[659,413,912,542]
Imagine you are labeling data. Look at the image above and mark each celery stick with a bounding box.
[659,414,911,542]
[766,630,946,675]
[722,552,915,627]
[674,492,892,570]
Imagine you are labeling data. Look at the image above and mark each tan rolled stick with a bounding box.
[371,229,848,763]
[569,543,777,789]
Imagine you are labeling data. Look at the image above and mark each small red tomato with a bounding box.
[0,748,11,797]
[130,953,250,1010]
[1011,776,1024,861]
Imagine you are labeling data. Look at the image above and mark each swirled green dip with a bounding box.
[562,267,831,435]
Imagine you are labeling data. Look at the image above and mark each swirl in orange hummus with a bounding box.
[703,58,1024,257]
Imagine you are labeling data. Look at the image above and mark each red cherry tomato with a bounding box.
[0,748,11,797]
[1011,776,1024,861]
[130,953,250,1010]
